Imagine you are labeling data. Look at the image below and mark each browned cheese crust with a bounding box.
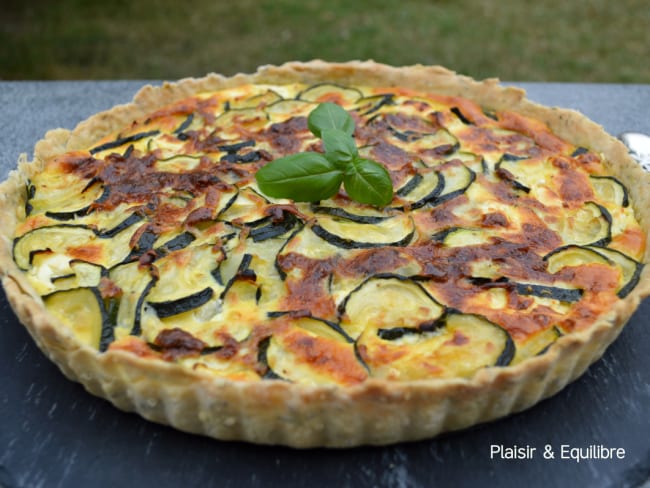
[1,61,649,447]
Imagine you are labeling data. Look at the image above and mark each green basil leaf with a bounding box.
[343,158,393,207]
[321,128,358,167]
[255,152,343,202]
[307,102,355,138]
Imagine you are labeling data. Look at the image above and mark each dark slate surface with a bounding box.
[0,81,649,488]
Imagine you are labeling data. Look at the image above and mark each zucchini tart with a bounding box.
[1,61,649,447]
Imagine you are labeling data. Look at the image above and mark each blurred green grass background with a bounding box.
[2,0,649,82]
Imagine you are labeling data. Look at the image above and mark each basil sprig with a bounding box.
[255,102,393,207]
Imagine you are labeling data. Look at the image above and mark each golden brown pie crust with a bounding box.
[1,60,649,447]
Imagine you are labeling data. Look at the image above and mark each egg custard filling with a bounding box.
[11,79,645,387]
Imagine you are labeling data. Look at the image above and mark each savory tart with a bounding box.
[1,61,648,447]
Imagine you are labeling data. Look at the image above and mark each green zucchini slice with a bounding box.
[248,211,299,242]
[297,83,363,104]
[15,211,142,270]
[338,275,445,339]
[227,89,283,110]
[512,326,561,364]
[558,202,612,247]
[48,260,104,291]
[513,282,583,303]
[43,287,108,350]
[312,200,391,224]
[587,246,644,298]
[589,175,629,208]
[433,227,495,247]
[108,261,156,336]
[264,99,315,123]
[265,319,367,385]
[14,225,97,270]
[146,245,225,304]
[435,162,476,203]
[173,112,195,137]
[24,249,105,295]
[357,311,514,380]
[365,111,439,140]
[154,154,203,173]
[274,225,343,282]
[394,169,444,210]
[214,108,269,134]
[353,93,395,116]
[407,129,460,158]
[89,130,160,156]
[544,245,613,274]
[139,250,230,345]
[148,288,215,319]
[141,291,228,346]
[312,213,415,249]
[28,173,103,218]
[494,155,534,193]
[218,187,271,226]
[157,231,197,255]
[141,255,259,347]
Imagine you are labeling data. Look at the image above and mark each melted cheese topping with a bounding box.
[14,83,646,384]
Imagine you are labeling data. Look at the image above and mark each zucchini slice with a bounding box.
[108,261,156,336]
[154,154,203,173]
[214,108,269,134]
[294,317,354,344]
[227,89,283,110]
[97,212,144,239]
[495,157,532,193]
[544,245,613,274]
[157,231,197,254]
[353,93,395,116]
[265,321,368,386]
[218,187,271,226]
[173,112,195,137]
[513,282,583,303]
[275,225,343,282]
[89,130,160,156]
[338,275,445,339]
[312,200,391,224]
[312,213,415,250]
[511,326,561,364]
[264,99,315,123]
[148,288,215,319]
[48,260,104,291]
[558,202,612,247]
[43,287,109,350]
[434,227,495,247]
[365,112,438,140]
[146,245,225,304]
[217,140,264,164]
[408,130,460,158]
[248,211,299,242]
[589,175,629,208]
[219,253,257,298]
[139,249,229,345]
[394,169,444,210]
[357,311,515,380]
[141,291,227,347]
[141,255,259,347]
[450,107,472,125]
[269,313,353,343]
[297,83,363,104]
[587,246,644,298]
[25,249,104,295]
[28,172,103,218]
[14,225,97,270]
[435,162,476,204]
